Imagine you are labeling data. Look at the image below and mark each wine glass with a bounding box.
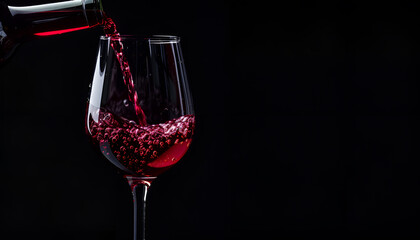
[86,35,195,240]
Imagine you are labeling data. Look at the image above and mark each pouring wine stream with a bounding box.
[103,17,147,126]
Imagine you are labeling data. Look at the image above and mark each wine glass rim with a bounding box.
[100,35,180,43]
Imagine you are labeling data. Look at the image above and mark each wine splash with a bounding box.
[102,17,147,126]
[89,109,195,177]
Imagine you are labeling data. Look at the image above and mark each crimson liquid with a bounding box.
[88,109,195,177]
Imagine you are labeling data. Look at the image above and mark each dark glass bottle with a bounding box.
[0,0,104,64]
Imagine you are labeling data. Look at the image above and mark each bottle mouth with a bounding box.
[100,35,180,44]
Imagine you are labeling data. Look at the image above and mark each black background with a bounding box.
[1,0,420,239]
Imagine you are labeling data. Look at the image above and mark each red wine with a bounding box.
[102,17,147,126]
[88,109,195,177]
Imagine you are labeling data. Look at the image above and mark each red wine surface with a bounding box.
[89,109,195,177]
[19,10,101,36]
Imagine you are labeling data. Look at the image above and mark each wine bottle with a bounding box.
[0,0,104,64]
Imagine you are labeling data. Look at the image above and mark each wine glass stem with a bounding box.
[132,182,149,240]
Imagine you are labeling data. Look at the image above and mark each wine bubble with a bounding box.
[123,99,130,107]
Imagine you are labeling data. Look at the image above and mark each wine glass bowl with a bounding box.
[86,35,195,181]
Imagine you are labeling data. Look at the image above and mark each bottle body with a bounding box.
[0,0,104,64]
